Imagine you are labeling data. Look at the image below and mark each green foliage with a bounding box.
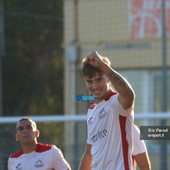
[1,1,65,169]
[2,0,64,116]
[37,122,65,150]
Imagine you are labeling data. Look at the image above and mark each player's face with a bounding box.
[85,73,111,102]
[16,120,38,144]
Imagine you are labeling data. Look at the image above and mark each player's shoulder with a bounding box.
[88,91,117,110]
[35,143,54,153]
[10,149,23,158]
[133,124,141,137]
[104,91,117,102]
[89,103,96,109]
[133,124,140,132]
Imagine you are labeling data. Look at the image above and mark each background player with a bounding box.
[8,117,71,170]
[133,124,151,170]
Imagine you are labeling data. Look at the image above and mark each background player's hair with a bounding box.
[17,117,37,130]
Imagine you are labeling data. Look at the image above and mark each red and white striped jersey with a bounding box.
[8,143,70,170]
[87,91,134,170]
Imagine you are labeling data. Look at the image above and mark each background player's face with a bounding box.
[85,72,110,102]
[16,120,38,144]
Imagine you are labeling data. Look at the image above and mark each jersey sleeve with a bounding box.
[87,134,92,144]
[110,93,134,117]
[86,109,93,145]
[8,157,11,170]
[86,118,92,144]
[133,125,147,156]
[51,145,71,170]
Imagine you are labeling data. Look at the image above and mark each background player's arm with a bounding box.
[86,51,135,110]
[134,152,151,170]
[8,158,12,170]
[133,125,151,170]
[79,144,92,170]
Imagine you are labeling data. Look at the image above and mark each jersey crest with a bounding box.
[99,107,107,119]
[34,160,44,168]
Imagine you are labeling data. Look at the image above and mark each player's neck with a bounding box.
[95,89,112,104]
[22,141,37,154]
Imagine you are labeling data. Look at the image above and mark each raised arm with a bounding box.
[85,51,135,110]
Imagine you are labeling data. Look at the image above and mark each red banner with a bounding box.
[128,0,170,38]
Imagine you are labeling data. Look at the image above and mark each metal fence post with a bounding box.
[160,0,167,170]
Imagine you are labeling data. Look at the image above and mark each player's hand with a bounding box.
[85,51,104,68]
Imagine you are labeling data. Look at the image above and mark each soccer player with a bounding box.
[79,51,135,170]
[133,124,151,170]
[8,117,71,170]
[89,94,151,170]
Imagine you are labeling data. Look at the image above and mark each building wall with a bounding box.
[64,0,170,169]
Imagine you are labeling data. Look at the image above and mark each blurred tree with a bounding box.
[2,0,64,116]
[1,1,65,169]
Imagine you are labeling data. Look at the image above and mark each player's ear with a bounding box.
[35,130,40,138]
[15,134,19,141]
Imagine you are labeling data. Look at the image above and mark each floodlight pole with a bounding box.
[65,0,79,169]
[73,1,79,170]
[160,0,167,170]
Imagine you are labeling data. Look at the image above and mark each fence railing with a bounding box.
[0,112,170,123]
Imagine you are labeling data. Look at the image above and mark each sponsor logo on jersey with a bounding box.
[88,117,93,124]
[16,163,22,170]
[91,129,107,143]
[99,107,107,119]
[76,94,96,101]
[34,160,44,168]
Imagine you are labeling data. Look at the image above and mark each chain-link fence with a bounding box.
[1,0,170,169]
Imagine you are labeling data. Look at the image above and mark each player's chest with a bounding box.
[12,154,52,170]
[87,105,111,127]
